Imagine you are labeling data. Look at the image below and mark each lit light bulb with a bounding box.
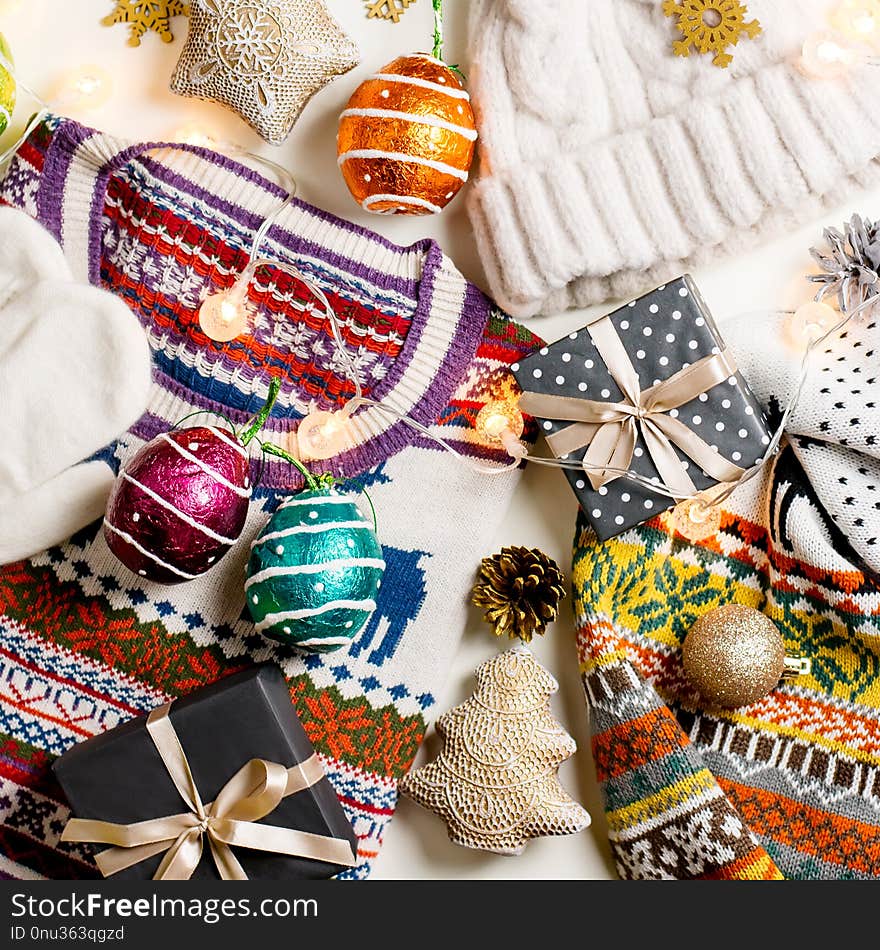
[297,410,352,461]
[834,0,880,45]
[475,400,526,458]
[198,285,252,342]
[672,497,722,542]
[53,65,113,112]
[170,122,219,149]
[786,301,839,349]
[801,29,862,78]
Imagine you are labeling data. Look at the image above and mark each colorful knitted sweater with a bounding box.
[574,446,880,879]
[0,116,539,880]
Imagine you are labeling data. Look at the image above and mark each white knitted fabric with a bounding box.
[467,0,880,318]
[0,208,151,564]
[725,304,880,575]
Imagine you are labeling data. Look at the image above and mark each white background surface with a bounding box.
[3,0,879,880]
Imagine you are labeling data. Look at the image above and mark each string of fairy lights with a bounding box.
[0,5,878,539]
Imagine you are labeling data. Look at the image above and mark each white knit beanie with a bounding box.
[466,0,880,318]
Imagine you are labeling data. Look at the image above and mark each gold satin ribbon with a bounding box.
[61,704,357,880]
[519,315,745,498]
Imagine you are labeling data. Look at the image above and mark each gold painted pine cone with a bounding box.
[472,546,566,642]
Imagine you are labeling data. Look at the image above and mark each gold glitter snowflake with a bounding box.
[662,0,762,69]
[102,0,190,47]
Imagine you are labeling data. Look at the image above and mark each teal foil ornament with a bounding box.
[246,472,385,653]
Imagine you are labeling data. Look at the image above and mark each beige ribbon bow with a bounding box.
[61,704,357,880]
[518,315,745,498]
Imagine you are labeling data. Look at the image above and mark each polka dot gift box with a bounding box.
[513,276,772,541]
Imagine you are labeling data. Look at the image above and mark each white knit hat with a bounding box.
[466,0,880,318]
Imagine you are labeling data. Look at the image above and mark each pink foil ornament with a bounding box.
[104,426,253,583]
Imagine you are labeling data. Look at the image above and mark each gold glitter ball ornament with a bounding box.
[682,604,810,708]
[337,53,477,215]
[399,647,591,854]
[662,0,762,69]
[171,0,359,145]
[472,546,565,643]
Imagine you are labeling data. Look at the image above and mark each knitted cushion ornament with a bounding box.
[466,0,880,317]
[574,312,880,879]
[0,115,540,880]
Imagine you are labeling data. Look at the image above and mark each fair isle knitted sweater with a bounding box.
[0,115,539,879]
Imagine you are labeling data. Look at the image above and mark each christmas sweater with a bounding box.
[575,452,880,878]
[0,115,539,880]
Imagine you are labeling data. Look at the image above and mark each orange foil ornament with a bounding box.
[337,53,477,215]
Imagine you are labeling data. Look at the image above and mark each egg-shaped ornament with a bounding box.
[337,53,476,215]
[246,486,385,653]
[104,379,281,583]
[0,34,17,136]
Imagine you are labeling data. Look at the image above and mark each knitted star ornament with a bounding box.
[171,0,359,144]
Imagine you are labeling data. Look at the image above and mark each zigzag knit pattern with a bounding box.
[0,115,541,880]
[573,446,880,879]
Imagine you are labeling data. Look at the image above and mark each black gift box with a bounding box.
[512,276,771,541]
[53,664,358,880]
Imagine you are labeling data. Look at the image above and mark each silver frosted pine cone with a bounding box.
[809,214,880,310]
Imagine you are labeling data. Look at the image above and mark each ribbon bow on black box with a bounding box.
[54,664,358,880]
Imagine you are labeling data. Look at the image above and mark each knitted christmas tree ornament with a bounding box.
[0,115,540,880]
[574,293,880,879]
[401,547,589,853]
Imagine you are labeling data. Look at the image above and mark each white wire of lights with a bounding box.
[1,46,875,519]
[800,1,880,77]
[196,200,876,507]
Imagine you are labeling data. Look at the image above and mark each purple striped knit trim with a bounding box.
[68,123,462,420]
[136,155,428,301]
[355,242,444,406]
[31,117,492,488]
[37,121,94,244]
[137,146,435,256]
[318,279,491,487]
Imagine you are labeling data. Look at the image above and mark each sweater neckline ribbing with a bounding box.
[35,117,490,487]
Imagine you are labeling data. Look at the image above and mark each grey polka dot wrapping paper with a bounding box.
[512,276,772,541]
